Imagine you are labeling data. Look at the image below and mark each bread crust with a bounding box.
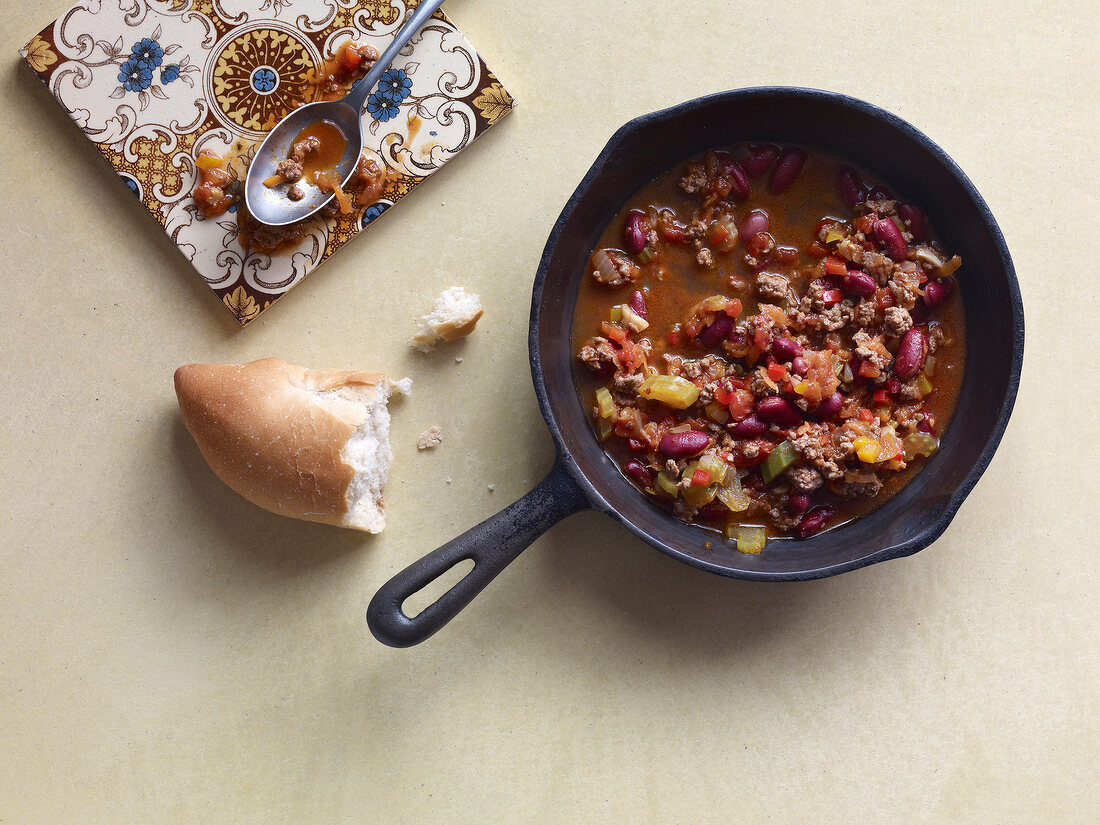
[174,358,390,529]
[436,308,484,341]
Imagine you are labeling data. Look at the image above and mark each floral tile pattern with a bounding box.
[21,1,516,326]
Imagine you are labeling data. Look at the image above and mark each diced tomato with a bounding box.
[753,327,770,349]
[873,388,890,404]
[605,324,627,343]
[727,389,755,421]
[887,378,902,395]
[806,241,828,259]
[725,298,743,318]
[767,363,787,381]
[859,408,874,422]
[825,255,849,277]
[858,359,880,378]
[691,469,711,487]
[856,214,876,234]
[714,386,733,406]
[821,288,843,306]
[667,329,682,348]
[728,377,747,390]
[340,45,363,73]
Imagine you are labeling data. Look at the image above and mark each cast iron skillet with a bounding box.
[368,87,1024,647]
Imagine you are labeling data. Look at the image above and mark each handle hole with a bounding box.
[401,558,476,619]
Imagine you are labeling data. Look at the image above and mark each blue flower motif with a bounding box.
[366,91,400,122]
[118,57,153,91]
[130,38,163,69]
[160,64,180,84]
[377,69,412,103]
[360,202,389,227]
[252,67,277,92]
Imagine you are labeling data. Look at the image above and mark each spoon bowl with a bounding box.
[242,0,445,226]
[243,102,364,226]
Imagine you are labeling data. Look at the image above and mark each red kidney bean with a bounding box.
[837,165,866,207]
[866,185,892,201]
[741,144,780,177]
[917,417,937,436]
[923,277,953,308]
[841,269,877,298]
[769,148,807,194]
[739,209,770,241]
[812,391,843,420]
[894,328,928,379]
[798,505,836,538]
[629,289,648,319]
[727,328,748,347]
[716,153,750,200]
[658,430,710,458]
[873,218,908,261]
[887,378,902,395]
[731,414,767,437]
[697,311,734,348]
[624,211,648,255]
[897,203,928,242]
[755,396,803,428]
[791,356,809,376]
[910,299,931,324]
[770,336,804,362]
[624,459,655,488]
[788,494,811,515]
[697,501,729,521]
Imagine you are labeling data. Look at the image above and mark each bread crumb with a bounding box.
[454,357,463,364]
[413,286,483,351]
[417,425,443,450]
[487,484,495,492]
[444,477,453,484]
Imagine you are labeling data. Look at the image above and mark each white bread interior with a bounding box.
[174,358,410,532]
[413,286,484,351]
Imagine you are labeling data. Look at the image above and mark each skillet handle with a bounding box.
[367,460,588,647]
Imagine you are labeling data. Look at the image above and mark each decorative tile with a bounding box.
[21,0,516,325]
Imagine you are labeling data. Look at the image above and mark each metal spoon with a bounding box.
[243,0,446,226]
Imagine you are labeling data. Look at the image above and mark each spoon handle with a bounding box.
[345,0,447,114]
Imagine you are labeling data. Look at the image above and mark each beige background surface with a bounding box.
[2,0,1097,822]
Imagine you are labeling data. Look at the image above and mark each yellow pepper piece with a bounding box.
[595,387,614,419]
[639,375,700,409]
[854,436,881,463]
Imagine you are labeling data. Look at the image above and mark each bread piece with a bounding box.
[174,358,410,532]
[413,286,483,351]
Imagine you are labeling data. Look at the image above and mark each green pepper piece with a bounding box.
[761,440,797,484]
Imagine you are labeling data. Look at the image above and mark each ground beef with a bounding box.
[862,250,894,281]
[854,299,878,327]
[830,476,884,499]
[789,423,845,481]
[888,266,923,309]
[788,465,824,492]
[883,306,913,337]
[756,271,793,304]
[852,330,893,372]
[672,499,698,521]
[578,336,618,377]
[696,247,714,268]
[275,136,321,182]
[928,323,946,353]
[678,162,708,195]
[287,184,304,201]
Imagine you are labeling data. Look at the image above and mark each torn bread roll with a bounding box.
[174,357,410,532]
[413,286,483,351]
